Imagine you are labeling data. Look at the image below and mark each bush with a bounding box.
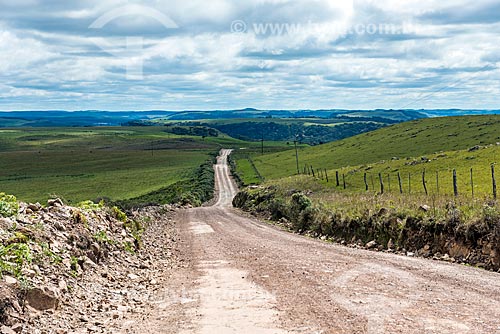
[0,243,32,278]
[290,193,313,231]
[0,193,19,218]
[77,200,104,211]
[112,206,127,222]
[71,210,87,225]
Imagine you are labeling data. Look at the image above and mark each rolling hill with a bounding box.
[245,115,500,183]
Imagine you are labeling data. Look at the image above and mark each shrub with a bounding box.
[93,231,112,244]
[0,243,32,278]
[71,210,87,225]
[124,220,144,247]
[289,193,313,231]
[76,200,104,211]
[6,232,29,245]
[0,193,19,218]
[112,206,127,222]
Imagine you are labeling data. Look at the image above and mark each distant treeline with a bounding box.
[208,121,386,145]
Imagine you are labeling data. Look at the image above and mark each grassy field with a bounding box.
[0,127,291,204]
[230,142,307,185]
[293,144,499,199]
[245,115,500,182]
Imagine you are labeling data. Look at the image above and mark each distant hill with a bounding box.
[0,109,430,128]
[4,109,500,129]
[251,115,500,180]
[0,111,177,127]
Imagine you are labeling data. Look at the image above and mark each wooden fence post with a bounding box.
[470,168,474,199]
[324,169,329,183]
[492,164,497,200]
[422,169,428,196]
[453,169,458,197]
[388,174,391,192]
[379,173,384,194]
[436,171,440,195]
[364,173,369,191]
[343,174,346,189]
[408,173,411,194]
[336,171,340,187]
[398,172,403,194]
[311,166,315,178]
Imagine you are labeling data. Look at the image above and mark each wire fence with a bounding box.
[302,163,498,200]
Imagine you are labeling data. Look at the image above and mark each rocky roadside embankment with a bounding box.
[233,186,500,271]
[0,198,183,334]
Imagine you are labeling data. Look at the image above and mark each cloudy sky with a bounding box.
[1,0,500,111]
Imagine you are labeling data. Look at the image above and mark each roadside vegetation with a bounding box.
[114,155,217,209]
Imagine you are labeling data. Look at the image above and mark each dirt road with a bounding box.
[150,149,500,333]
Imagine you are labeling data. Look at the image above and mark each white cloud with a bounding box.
[0,0,499,110]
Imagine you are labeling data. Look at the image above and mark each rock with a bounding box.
[387,239,395,250]
[27,204,40,212]
[83,256,98,269]
[11,300,21,313]
[58,280,68,292]
[468,145,481,152]
[419,205,430,212]
[62,258,71,269]
[366,240,378,249]
[127,273,140,281]
[3,276,18,286]
[10,324,22,333]
[406,252,415,257]
[0,218,13,229]
[21,268,36,278]
[25,287,60,311]
[1,326,16,334]
[116,305,129,313]
[278,217,289,225]
[47,198,64,207]
[53,221,66,231]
